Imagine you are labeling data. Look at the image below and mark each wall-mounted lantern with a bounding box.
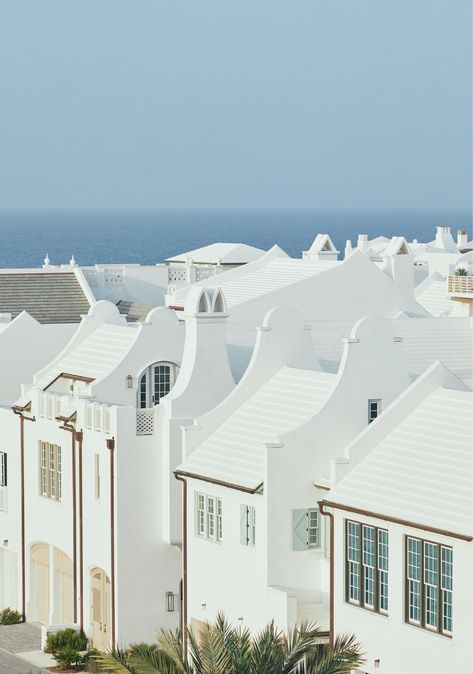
[126,375,134,389]
[165,591,175,612]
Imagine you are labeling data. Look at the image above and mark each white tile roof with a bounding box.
[166,243,265,265]
[416,278,470,317]
[36,323,139,389]
[330,387,473,536]
[214,258,340,308]
[179,367,336,489]
[394,318,473,389]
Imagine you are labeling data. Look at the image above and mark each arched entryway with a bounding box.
[30,543,50,624]
[53,548,74,625]
[90,568,111,652]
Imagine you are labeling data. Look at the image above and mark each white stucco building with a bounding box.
[0,227,471,674]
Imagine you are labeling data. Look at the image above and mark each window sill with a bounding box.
[403,621,453,641]
[344,601,389,620]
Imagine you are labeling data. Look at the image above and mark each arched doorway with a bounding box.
[54,548,74,625]
[90,568,111,652]
[137,362,179,408]
[30,544,50,624]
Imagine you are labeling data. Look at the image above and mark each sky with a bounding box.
[0,0,471,210]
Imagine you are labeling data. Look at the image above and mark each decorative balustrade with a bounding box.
[38,392,62,420]
[447,275,473,296]
[195,266,217,281]
[168,267,188,283]
[85,402,111,434]
[104,267,124,286]
[136,408,155,435]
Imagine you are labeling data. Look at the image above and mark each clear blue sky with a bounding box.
[0,0,471,209]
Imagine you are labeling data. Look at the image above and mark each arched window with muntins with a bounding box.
[137,362,178,408]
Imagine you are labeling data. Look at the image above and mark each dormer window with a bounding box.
[137,362,178,408]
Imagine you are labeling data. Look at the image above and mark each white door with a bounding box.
[138,362,176,408]
[54,548,74,625]
[31,544,50,625]
[91,569,111,652]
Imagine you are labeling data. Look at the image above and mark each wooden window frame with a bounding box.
[404,535,453,637]
[345,519,389,615]
[39,441,62,501]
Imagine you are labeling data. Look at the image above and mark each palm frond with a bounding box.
[304,633,365,674]
[93,647,139,674]
[130,642,181,674]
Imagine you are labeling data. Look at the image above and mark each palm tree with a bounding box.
[94,613,364,674]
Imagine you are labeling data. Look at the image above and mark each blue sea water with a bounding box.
[0,209,471,268]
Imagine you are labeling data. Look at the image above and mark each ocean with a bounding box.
[0,208,471,268]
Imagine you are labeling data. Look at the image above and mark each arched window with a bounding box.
[137,362,178,408]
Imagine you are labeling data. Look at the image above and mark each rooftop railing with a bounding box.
[447,275,473,296]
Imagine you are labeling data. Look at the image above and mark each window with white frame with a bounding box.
[368,399,382,424]
[346,520,389,613]
[94,454,101,500]
[195,492,222,542]
[240,505,256,547]
[406,536,452,635]
[0,452,7,512]
[0,452,6,487]
[39,441,62,501]
[293,508,321,550]
[137,362,179,408]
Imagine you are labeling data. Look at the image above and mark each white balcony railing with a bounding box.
[447,275,473,296]
[136,409,155,435]
[38,392,62,420]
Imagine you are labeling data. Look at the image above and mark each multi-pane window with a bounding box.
[137,362,178,408]
[207,496,215,539]
[0,452,7,512]
[368,399,382,424]
[240,505,256,547]
[346,520,388,613]
[293,508,321,550]
[406,536,453,635]
[0,452,7,487]
[39,441,62,501]
[94,454,101,500]
[195,492,222,542]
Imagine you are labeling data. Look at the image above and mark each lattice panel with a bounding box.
[104,267,124,286]
[85,404,93,430]
[196,267,215,281]
[168,268,187,282]
[102,407,111,434]
[136,409,155,435]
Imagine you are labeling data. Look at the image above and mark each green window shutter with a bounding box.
[240,504,248,545]
[293,509,308,551]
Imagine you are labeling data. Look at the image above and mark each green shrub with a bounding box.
[55,645,83,671]
[455,267,468,276]
[45,627,88,654]
[0,607,22,624]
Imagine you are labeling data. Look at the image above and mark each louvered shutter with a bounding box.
[240,505,248,545]
[293,509,308,550]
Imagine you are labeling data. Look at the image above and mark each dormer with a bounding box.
[303,234,339,262]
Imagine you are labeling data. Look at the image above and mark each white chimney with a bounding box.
[344,240,353,259]
[435,226,458,252]
[457,229,468,248]
[163,286,234,419]
[357,234,369,253]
